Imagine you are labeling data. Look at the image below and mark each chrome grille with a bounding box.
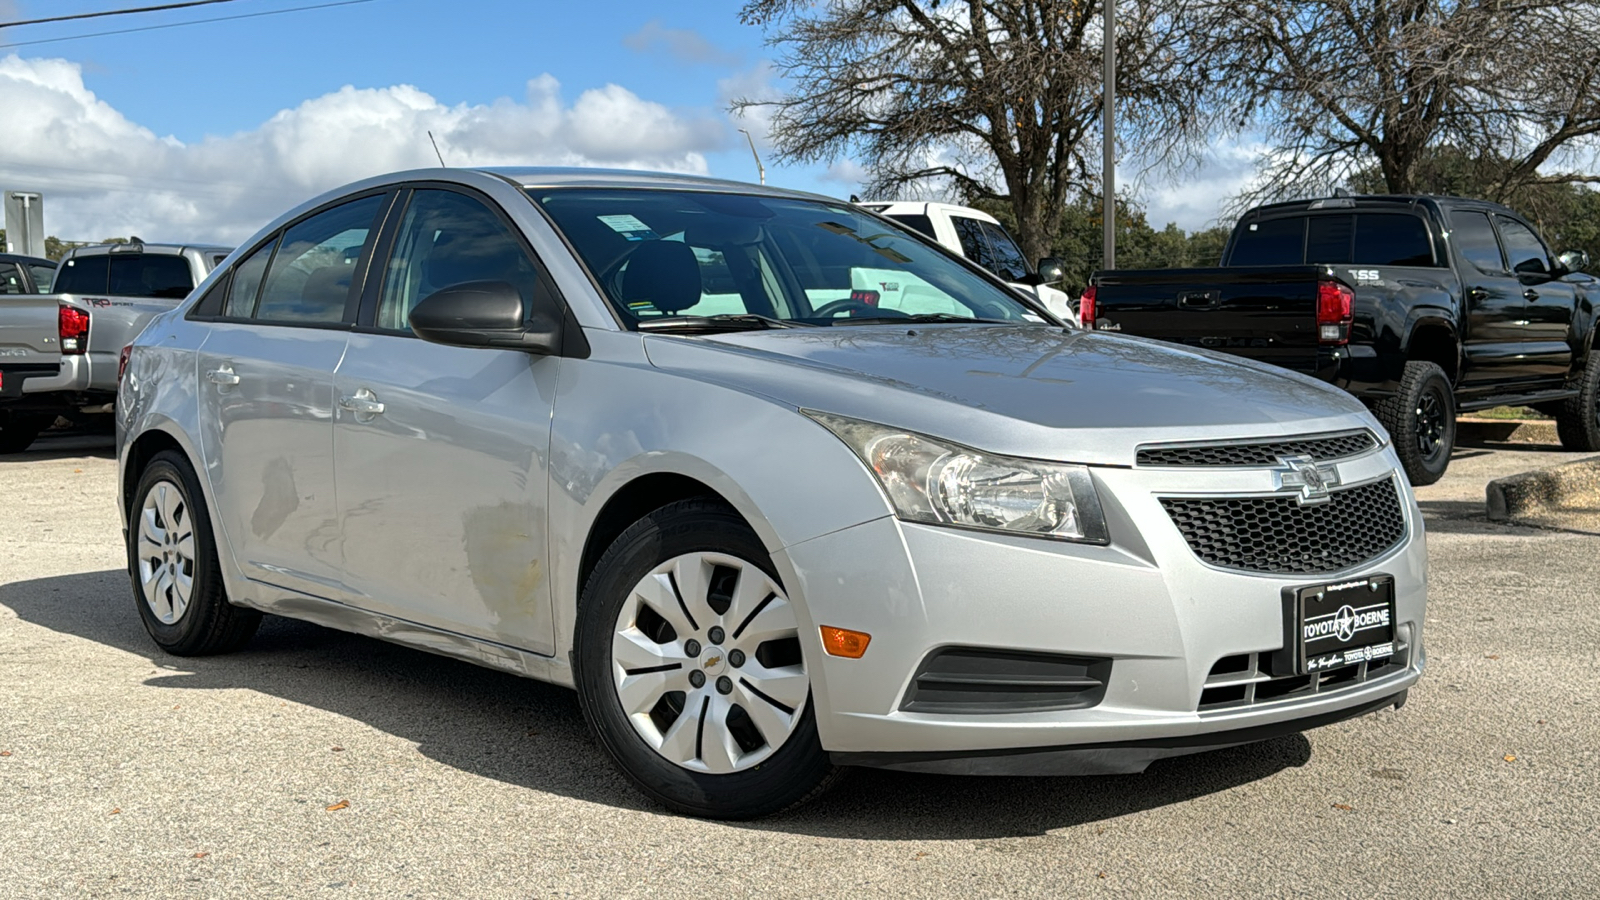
[1198,638,1411,712]
[1137,431,1378,467]
[1161,478,1406,575]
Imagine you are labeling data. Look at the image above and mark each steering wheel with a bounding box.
[811,298,910,319]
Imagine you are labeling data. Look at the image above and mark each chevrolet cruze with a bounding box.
[117,168,1426,818]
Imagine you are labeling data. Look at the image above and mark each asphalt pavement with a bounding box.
[1,429,1596,898]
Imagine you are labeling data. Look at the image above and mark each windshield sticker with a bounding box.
[598,214,659,242]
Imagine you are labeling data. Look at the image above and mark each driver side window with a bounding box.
[1494,215,1551,277]
[376,189,544,331]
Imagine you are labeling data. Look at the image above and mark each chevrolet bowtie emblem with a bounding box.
[1273,455,1341,505]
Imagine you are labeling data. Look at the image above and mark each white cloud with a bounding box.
[718,60,780,150]
[1137,138,1272,232]
[0,55,726,244]
[623,21,740,66]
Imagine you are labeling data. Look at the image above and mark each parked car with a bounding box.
[1085,194,1600,484]
[0,240,229,452]
[118,167,1425,819]
[859,200,1079,324]
[0,252,56,294]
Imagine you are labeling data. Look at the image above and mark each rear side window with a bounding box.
[1228,217,1305,265]
[1354,214,1436,266]
[951,216,998,272]
[224,238,277,318]
[53,255,110,294]
[255,195,384,324]
[27,264,54,292]
[1305,215,1354,264]
[979,220,1032,281]
[109,255,193,299]
[1450,211,1506,274]
[886,214,936,239]
[0,262,23,294]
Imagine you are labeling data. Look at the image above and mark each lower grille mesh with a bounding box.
[1161,478,1406,574]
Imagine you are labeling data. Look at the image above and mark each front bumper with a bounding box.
[776,446,1426,771]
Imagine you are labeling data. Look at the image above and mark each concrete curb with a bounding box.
[1485,454,1600,535]
[1457,417,1558,446]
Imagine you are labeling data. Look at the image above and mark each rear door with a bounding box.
[194,192,389,599]
[1447,209,1538,385]
[330,186,561,655]
[1494,213,1576,381]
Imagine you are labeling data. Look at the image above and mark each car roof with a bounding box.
[64,242,232,258]
[1242,193,1519,221]
[489,166,842,204]
[0,253,55,266]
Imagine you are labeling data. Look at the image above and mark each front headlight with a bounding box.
[807,411,1109,544]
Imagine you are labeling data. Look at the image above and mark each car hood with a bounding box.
[641,324,1378,466]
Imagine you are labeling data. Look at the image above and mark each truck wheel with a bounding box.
[1375,361,1455,486]
[128,450,261,655]
[0,415,50,454]
[573,497,840,819]
[1555,351,1600,452]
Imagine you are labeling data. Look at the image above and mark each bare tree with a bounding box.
[1193,0,1600,205]
[734,0,1203,262]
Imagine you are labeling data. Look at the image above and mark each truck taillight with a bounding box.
[1316,280,1353,344]
[1079,285,1097,327]
[850,289,880,306]
[59,305,90,355]
[119,345,133,384]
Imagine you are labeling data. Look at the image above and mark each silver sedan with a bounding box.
[117,167,1426,818]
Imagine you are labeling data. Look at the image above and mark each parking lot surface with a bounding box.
[2,430,1596,898]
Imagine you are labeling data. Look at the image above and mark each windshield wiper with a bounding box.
[636,313,803,334]
[828,312,1009,326]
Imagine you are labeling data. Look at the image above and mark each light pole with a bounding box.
[738,128,766,186]
[1103,0,1116,270]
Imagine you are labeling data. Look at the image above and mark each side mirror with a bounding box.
[409,281,560,354]
[1034,257,1066,285]
[1557,249,1590,276]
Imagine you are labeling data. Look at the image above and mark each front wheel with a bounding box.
[1374,361,1456,486]
[573,498,839,819]
[128,451,261,655]
[1555,351,1600,452]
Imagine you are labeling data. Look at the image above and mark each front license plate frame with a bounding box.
[1273,575,1396,676]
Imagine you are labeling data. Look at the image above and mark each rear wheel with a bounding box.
[128,451,261,655]
[573,497,839,819]
[0,414,50,454]
[1374,361,1455,486]
[1555,351,1600,451]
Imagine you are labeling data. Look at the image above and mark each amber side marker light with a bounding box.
[820,626,871,659]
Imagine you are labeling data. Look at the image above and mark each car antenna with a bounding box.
[427,131,448,167]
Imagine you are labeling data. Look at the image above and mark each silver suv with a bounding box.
[117,168,1426,819]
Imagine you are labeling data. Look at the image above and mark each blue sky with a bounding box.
[0,0,1247,243]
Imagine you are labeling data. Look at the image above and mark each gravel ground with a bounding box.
[1,430,1596,898]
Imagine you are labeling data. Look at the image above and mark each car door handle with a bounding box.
[205,367,240,386]
[338,390,385,418]
[1523,289,1541,301]
[1467,287,1490,302]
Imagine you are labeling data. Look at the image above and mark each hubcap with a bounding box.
[136,480,196,625]
[610,552,807,774]
[1415,390,1448,461]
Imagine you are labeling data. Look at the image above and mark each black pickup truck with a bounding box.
[1085,194,1600,483]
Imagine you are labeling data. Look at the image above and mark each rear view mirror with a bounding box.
[409,281,560,354]
[1035,257,1066,285]
[1557,249,1591,275]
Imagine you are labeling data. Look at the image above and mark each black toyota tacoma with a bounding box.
[1084,194,1600,483]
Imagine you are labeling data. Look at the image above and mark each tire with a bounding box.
[1374,360,1456,486]
[573,497,840,819]
[0,414,49,454]
[1555,351,1600,452]
[127,450,261,656]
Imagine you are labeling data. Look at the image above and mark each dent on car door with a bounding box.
[195,192,388,599]
[331,187,559,656]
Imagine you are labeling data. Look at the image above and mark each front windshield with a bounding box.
[529,188,1048,328]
